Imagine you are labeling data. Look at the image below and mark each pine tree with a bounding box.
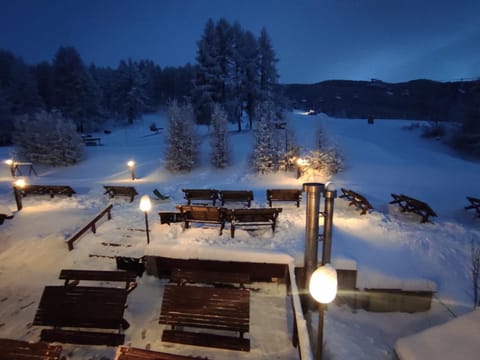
[193,19,221,125]
[257,28,279,104]
[210,103,230,168]
[51,46,100,132]
[12,110,84,166]
[165,100,199,172]
[112,60,149,124]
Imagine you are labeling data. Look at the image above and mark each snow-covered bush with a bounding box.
[209,103,230,168]
[165,100,199,172]
[300,126,344,178]
[12,110,84,166]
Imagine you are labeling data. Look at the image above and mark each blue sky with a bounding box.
[1,0,479,84]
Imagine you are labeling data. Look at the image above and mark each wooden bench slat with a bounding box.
[41,329,124,346]
[115,346,209,360]
[218,190,253,207]
[162,330,250,352]
[339,188,373,215]
[389,193,437,223]
[21,185,75,198]
[230,208,282,238]
[182,189,218,206]
[266,189,302,207]
[176,205,227,235]
[0,338,62,360]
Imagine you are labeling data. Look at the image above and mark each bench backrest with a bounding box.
[182,189,218,200]
[267,189,302,201]
[219,190,253,200]
[231,208,282,222]
[177,205,226,222]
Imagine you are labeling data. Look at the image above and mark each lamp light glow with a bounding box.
[5,159,13,166]
[139,195,151,212]
[309,263,338,304]
[14,179,26,188]
[127,160,135,168]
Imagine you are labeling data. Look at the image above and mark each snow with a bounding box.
[1,111,480,359]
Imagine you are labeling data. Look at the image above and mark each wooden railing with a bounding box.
[66,204,113,251]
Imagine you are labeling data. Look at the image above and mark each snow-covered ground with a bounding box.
[1,111,479,359]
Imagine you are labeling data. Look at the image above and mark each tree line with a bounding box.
[0,18,283,147]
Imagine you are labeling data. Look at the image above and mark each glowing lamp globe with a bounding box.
[14,179,26,188]
[139,195,151,212]
[127,160,135,168]
[309,264,338,304]
[5,159,13,166]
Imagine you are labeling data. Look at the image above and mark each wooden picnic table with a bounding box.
[159,284,250,351]
[59,269,137,293]
[390,193,437,223]
[0,338,62,360]
[33,286,128,345]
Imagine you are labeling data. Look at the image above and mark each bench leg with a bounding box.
[231,226,235,238]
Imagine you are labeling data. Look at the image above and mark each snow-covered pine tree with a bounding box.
[210,103,230,168]
[165,100,199,172]
[251,100,280,173]
[13,110,84,166]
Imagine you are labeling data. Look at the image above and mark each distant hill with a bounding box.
[282,79,480,122]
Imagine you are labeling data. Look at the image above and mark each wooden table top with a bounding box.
[33,286,127,330]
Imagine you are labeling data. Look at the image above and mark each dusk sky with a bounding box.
[1,0,479,84]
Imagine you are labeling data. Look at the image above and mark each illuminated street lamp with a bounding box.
[309,263,338,360]
[13,178,26,211]
[127,160,136,180]
[296,158,308,179]
[139,194,152,244]
[5,159,15,177]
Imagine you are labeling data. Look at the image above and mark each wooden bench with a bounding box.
[104,185,138,202]
[59,269,137,294]
[266,189,302,207]
[218,190,254,207]
[40,329,124,346]
[339,188,374,215]
[390,193,438,223]
[158,211,184,225]
[115,346,209,360]
[176,205,229,235]
[0,213,13,225]
[0,338,62,360]
[159,284,250,351]
[171,268,250,288]
[21,184,76,198]
[182,189,218,206]
[465,196,480,217]
[230,208,282,238]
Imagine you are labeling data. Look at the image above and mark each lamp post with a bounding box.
[13,179,26,211]
[309,263,338,360]
[127,160,136,180]
[322,182,337,264]
[5,159,15,177]
[139,194,151,244]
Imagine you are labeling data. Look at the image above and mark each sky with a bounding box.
[1,0,479,84]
